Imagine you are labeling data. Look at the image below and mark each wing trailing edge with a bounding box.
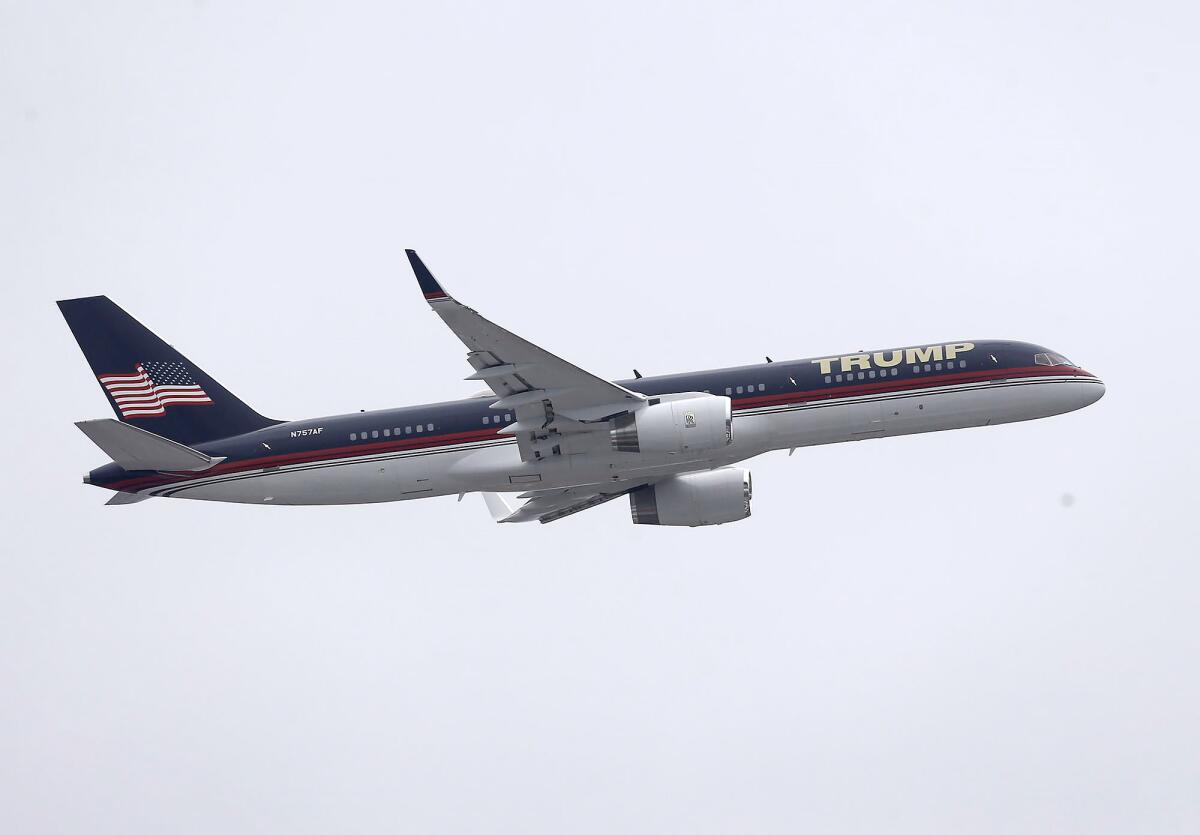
[480,485,640,524]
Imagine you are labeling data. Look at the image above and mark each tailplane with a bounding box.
[58,296,280,445]
[75,419,225,472]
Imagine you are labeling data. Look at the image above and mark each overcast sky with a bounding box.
[3,2,1198,833]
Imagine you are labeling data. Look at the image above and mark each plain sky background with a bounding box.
[3,2,1198,833]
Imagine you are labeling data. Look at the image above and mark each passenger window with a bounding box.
[371,430,379,438]
[835,374,842,382]
[725,387,732,395]
[350,433,357,441]
[912,365,919,373]
[482,417,489,425]
[736,386,743,394]
[426,423,433,431]
[504,413,512,422]
[824,376,831,384]
[405,426,412,434]
[924,364,931,372]
[758,384,765,392]
[383,429,390,437]
[959,360,966,368]
[857,372,865,380]
[868,370,876,378]
[935,363,942,371]
[416,425,423,433]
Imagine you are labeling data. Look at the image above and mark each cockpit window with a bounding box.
[1034,352,1074,367]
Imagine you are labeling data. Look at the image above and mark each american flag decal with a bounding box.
[98,361,214,418]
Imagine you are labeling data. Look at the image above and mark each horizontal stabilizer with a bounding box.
[76,419,225,472]
[106,490,151,506]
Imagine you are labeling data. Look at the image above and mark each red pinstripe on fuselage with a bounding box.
[99,363,1091,495]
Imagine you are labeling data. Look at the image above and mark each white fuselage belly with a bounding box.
[148,374,1102,506]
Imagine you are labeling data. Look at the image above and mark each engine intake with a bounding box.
[610,393,732,455]
[630,468,752,526]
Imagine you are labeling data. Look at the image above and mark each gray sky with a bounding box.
[3,2,1198,832]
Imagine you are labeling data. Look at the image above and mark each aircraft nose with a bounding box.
[1081,374,1106,406]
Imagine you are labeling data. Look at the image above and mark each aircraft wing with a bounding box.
[482,484,640,524]
[407,250,645,461]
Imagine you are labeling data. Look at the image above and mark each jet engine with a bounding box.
[629,468,752,526]
[610,393,732,455]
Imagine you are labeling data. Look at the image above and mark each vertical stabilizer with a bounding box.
[58,296,280,445]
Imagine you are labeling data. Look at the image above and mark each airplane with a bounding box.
[58,250,1105,525]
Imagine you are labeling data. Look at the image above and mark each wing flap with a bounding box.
[481,484,640,524]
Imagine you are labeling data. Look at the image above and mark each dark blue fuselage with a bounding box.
[88,339,1095,496]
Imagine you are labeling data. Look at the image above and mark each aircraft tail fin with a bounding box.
[57,296,280,445]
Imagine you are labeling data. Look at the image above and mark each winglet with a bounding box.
[482,491,519,522]
[405,249,450,301]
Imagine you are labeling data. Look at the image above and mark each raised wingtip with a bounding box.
[406,249,449,300]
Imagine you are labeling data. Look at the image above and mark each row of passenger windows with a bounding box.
[823,360,968,384]
[351,424,434,441]
[482,413,514,425]
[826,368,900,383]
[725,383,767,396]
[914,360,968,373]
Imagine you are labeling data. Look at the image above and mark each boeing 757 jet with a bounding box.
[59,251,1104,525]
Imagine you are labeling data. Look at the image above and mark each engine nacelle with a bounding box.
[629,468,752,526]
[610,393,732,455]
